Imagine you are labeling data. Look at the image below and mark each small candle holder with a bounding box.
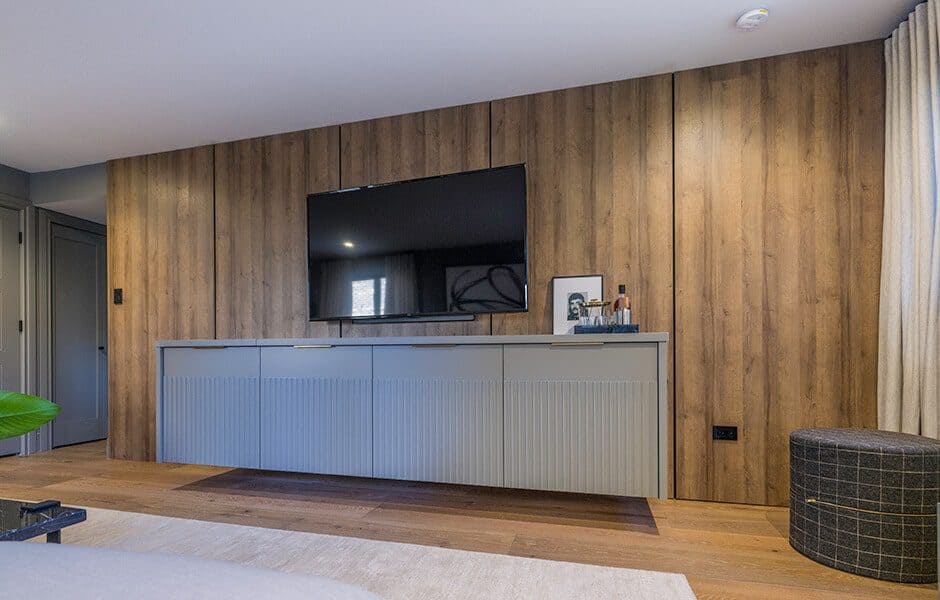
[579,299,611,327]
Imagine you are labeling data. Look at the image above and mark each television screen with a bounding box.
[307,164,528,321]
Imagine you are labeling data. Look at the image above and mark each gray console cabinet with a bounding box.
[156,334,669,498]
[504,343,659,496]
[260,346,372,476]
[373,345,503,486]
[161,347,261,469]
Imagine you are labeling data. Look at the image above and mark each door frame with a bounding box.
[27,208,106,454]
[0,193,29,456]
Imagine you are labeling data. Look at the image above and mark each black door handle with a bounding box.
[97,346,105,351]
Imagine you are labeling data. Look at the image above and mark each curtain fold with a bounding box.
[880,0,940,437]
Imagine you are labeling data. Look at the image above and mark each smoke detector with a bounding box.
[736,8,769,31]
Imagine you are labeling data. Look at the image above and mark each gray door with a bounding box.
[0,207,22,457]
[51,224,107,447]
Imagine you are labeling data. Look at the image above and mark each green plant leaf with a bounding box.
[0,391,60,440]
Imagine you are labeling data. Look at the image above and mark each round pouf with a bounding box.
[789,428,940,583]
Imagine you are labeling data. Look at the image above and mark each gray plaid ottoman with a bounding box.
[789,428,940,583]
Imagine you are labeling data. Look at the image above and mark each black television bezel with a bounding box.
[306,163,529,322]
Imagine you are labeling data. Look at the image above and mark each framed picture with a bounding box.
[552,275,603,335]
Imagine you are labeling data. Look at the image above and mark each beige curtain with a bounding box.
[880,1,940,436]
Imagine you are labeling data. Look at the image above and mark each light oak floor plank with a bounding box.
[0,441,931,599]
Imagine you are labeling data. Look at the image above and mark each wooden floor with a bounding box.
[0,441,932,599]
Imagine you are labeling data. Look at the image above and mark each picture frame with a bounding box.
[552,275,603,335]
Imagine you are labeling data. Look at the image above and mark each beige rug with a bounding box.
[51,507,696,599]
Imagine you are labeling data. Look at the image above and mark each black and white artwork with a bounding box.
[566,292,586,320]
[444,264,527,313]
[552,275,603,335]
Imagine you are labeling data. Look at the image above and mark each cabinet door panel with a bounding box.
[504,344,659,496]
[260,346,372,475]
[161,347,260,468]
[373,346,502,486]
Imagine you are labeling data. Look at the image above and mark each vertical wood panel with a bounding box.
[215,127,340,338]
[339,103,492,337]
[107,158,145,461]
[491,76,674,494]
[490,78,673,338]
[674,41,884,505]
[107,147,215,461]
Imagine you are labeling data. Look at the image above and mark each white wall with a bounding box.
[0,163,29,201]
[29,163,106,224]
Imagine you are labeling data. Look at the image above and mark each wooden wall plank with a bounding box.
[107,147,215,460]
[339,103,493,337]
[106,41,885,491]
[106,158,144,460]
[215,128,340,338]
[674,41,884,505]
[490,76,675,494]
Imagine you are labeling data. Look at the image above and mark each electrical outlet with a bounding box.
[712,425,738,441]
[113,288,123,305]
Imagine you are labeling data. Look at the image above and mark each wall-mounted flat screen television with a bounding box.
[307,164,528,321]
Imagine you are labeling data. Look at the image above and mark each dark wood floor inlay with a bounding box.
[177,469,658,533]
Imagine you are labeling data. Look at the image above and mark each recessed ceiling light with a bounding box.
[737,8,769,32]
[342,241,355,248]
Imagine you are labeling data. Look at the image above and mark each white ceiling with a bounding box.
[0,1,919,173]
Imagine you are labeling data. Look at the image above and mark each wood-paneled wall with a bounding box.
[339,103,493,338]
[674,41,884,505]
[107,41,885,506]
[107,148,215,461]
[214,128,340,339]
[490,77,673,339]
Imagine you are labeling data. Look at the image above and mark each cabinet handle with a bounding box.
[550,342,605,348]
[410,344,457,348]
[189,346,228,350]
[293,344,333,349]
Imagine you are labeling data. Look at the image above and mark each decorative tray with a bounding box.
[573,324,639,334]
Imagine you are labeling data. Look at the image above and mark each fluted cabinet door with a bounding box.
[373,346,503,486]
[504,343,660,497]
[161,347,260,468]
[260,346,372,476]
